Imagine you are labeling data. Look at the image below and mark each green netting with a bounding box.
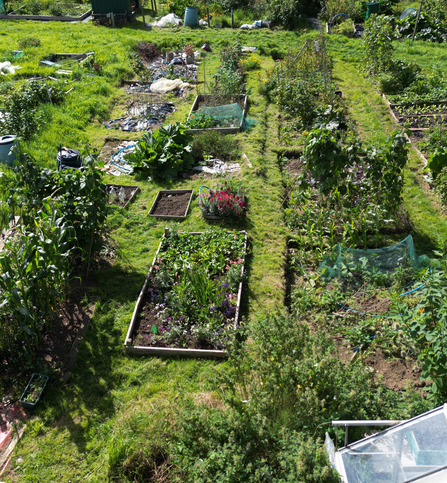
[319,235,430,282]
[199,102,258,131]
[0,0,5,14]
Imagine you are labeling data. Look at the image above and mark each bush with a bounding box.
[363,15,394,76]
[320,0,364,22]
[191,131,240,160]
[167,314,430,482]
[377,60,420,94]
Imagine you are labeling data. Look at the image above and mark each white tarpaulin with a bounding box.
[147,13,182,27]
[150,78,191,94]
[0,62,21,75]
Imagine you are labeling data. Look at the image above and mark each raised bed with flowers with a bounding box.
[124,228,248,357]
[199,180,247,221]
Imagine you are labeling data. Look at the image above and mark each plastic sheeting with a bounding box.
[150,78,191,94]
[0,62,21,75]
[147,13,182,27]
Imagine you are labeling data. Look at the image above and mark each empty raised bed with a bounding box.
[0,4,92,21]
[148,189,193,219]
[106,184,139,209]
[185,94,248,135]
[124,228,248,357]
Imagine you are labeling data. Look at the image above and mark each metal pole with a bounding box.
[332,420,402,447]
[412,0,424,41]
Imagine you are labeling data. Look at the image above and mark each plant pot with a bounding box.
[20,373,49,409]
[186,55,194,65]
[166,51,174,61]
[0,135,18,167]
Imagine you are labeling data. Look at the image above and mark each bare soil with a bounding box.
[150,192,192,217]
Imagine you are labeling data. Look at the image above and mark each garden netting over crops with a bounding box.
[199,103,257,131]
[319,235,430,282]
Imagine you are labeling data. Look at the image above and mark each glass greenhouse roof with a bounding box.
[333,405,447,483]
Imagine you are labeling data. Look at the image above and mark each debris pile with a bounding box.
[104,102,175,132]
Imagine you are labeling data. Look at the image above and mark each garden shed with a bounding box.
[91,0,140,21]
[327,404,447,482]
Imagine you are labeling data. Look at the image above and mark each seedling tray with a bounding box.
[20,373,49,409]
[148,189,193,219]
[185,94,248,135]
[106,184,140,209]
[124,230,248,358]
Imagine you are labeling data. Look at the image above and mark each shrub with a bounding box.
[241,54,261,71]
[321,0,363,22]
[377,60,420,94]
[49,3,64,16]
[191,130,240,160]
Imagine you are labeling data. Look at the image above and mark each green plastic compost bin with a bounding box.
[366,1,380,20]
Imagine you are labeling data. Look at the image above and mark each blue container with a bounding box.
[20,373,49,409]
[184,6,198,27]
[0,135,18,167]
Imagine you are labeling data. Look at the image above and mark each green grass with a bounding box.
[2,20,447,482]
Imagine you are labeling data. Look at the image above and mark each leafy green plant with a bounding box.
[0,201,74,350]
[396,11,447,43]
[436,166,447,206]
[363,15,394,77]
[125,123,194,180]
[184,110,216,129]
[427,147,447,178]
[18,37,41,49]
[332,18,355,36]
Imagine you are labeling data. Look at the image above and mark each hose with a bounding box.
[111,144,135,173]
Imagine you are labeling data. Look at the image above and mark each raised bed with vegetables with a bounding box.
[124,228,248,357]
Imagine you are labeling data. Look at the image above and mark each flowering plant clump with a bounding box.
[134,229,246,350]
[200,180,247,219]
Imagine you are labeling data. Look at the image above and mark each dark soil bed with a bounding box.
[132,292,231,350]
[149,190,192,218]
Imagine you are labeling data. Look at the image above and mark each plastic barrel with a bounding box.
[184,6,198,27]
[0,135,18,167]
[366,2,380,20]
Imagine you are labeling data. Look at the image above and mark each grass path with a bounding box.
[333,59,447,252]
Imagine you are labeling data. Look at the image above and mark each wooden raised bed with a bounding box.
[106,184,140,209]
[185,94,248,135]
[124,229,248,358]
[0,5,91,21]
[148,189,193,219]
